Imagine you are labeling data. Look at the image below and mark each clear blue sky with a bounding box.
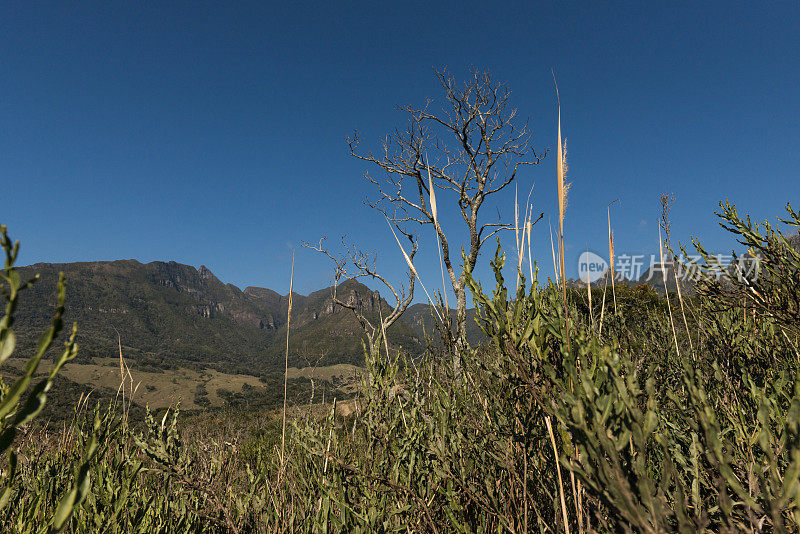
[3,1,798,299]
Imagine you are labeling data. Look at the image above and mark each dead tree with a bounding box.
[305,234,417,358]
[349,68,544,373]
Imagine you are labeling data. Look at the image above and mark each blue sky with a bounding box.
[2,1,798,300]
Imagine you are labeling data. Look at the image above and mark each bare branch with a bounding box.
[302,233,417,356]
[350,68,545,364]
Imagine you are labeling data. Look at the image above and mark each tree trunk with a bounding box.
[453,279,467,378]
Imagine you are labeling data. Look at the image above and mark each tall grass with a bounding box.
[280,251,295,466]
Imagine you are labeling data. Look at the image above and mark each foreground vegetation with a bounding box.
[1,200,799,532]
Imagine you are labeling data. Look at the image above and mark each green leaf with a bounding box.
[0,329,14,364]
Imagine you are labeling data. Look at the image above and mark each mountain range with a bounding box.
[11,260,480,378]
[14,233,798,380]
[568,233,800,293]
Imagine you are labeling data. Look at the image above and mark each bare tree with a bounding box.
[305,234,417,358]
[348,68,544,373]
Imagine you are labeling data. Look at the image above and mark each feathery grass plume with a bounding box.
[554,79,572,356]
[659,224,681,357]
[387,219,443,324]
[281,251,295,466]
[556,104,568,285]
[425,154,450,313]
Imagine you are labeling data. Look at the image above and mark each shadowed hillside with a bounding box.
[11,261,435,376]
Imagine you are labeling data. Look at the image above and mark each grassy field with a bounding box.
[2,357,362,410]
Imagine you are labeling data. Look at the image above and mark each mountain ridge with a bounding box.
[11,259,440,376]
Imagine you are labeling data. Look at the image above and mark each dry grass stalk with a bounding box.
[515,190,535,290]
[554,77,582,533]
[524,183,536,281]
[598,276,608,336]
[387,219,443,324]
[425,154,450,312]
[607,201,618,315]
[546,415,571,534]
[659,225,681,357]
[598,200,619,336]
[62,390,93,453]
[661,193,695,357]
[323,398,336,475]
[549,218,559,287]
[780,327,800,363]
[281,251,295,466]
[117,332,124,400]
[114,329,140,436]
[527,205,535,281]
[379,305,390,361]
[518,197,542,290]
[586,246,594,329]
[516,184,521,289]
[673,249,694,355]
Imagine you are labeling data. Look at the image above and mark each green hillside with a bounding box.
[11,260,432,376]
